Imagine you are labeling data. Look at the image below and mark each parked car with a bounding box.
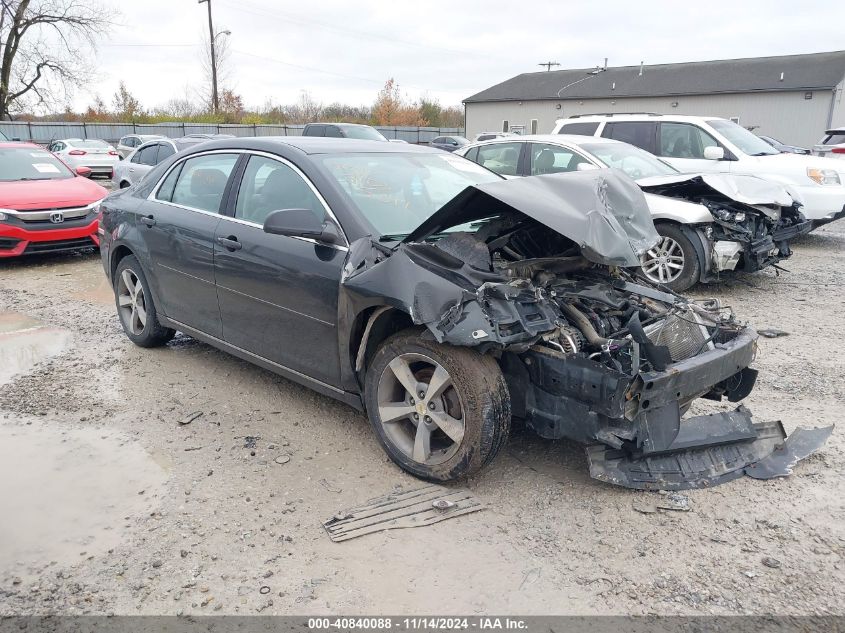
[811,127,845,159]
[455,134,810,291]
[116,134,166,160]
[552,114,845,226]
[98,137,829,489]
[48,138,120,178]
[181,133,237,140]
[757,135,809,155]
[474,132,515,142]
[429,136,470,152]
[112,137,207,188]
[0,142,107,257]
[301,123,387,141]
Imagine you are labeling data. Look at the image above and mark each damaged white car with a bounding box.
[455,135,812,291]
[100,139,831,490]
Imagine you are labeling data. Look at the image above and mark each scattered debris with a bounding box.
[319,478,342,493]
[762,556,782,569]
[632,492,691,514]
[757,328,789,338]
[242,436,260,449]
[179,411,203,425]
[259,586,271,595]
[274,455,291,465]
[323,485,484,542]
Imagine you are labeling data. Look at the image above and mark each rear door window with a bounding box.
[476,142,523,176]
[137,144,160,166]
[601,122,658,153]
[658,123,720,158]
[157,143,175,162]
[170,153,239,213]
[823,133,845,145]
[305,125,325,137]
[558,121,600,136]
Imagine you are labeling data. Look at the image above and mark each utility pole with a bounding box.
[538,61,560,72]
[198,0,218,113]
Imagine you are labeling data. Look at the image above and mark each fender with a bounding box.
[652,220,715,283]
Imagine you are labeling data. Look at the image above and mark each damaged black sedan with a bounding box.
[98,138,831,490]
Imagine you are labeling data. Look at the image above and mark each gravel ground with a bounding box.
[0,218,843,616]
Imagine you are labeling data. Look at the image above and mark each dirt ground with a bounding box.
[0,217,843,617]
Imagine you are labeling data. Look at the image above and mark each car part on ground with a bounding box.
[456,134,812,291]
[0,143,107,258]
[323,485,484,542]
[98,138,831,490]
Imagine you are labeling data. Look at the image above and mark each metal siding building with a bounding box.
[464,51,845,148]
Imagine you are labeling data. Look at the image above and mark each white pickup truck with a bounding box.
[552,113,845,226]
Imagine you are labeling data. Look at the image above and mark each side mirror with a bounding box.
[576,162,600,171]
[263,208,343,246]
[703,146,725,160]
[76,166,92,178]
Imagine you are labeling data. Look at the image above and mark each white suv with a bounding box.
[552,114,845,226]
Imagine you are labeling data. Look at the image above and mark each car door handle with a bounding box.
[140,215,156,227]
[216,236,242,251]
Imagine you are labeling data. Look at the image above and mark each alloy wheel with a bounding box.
[640,236,685,284]
[376,353,465,466]
[116,268,147,336]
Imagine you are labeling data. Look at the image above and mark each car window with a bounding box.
[157,143,175,162]
[170,153,239,213]
[235,155,325,225]
[822,133,845,145]
[581,142,678,178]
[559,121,600,136]
[304,125,325,137]
[137,144,160,166]
[708,119,777,156]
[342,126,387,141]
[464,147,479,162]
[325,126,344,138]
[659,123,719,159]
[432,137,445,144]
[477,142,522,176]
[529,143,590,175]
[155,163,184,202]
[602,122,657,152]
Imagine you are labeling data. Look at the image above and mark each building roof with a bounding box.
[464,51,845,103]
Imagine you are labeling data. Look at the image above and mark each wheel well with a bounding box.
[351,307,414,375]
[119,181,130,189]
[110,245,134,279]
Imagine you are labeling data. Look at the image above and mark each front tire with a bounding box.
[640,223,701,292]
[364,330,511,481]
[114,255,175,348]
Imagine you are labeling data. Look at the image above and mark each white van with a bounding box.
[552,114,845,225]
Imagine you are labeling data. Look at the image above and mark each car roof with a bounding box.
[180,136,439,156]
[465,134,620,147]
[559,114,724,123]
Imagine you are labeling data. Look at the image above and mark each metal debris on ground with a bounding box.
[757,328,789,338]
[323,485,484,542]
[179,411,203,425]
[319,478,342,493]
[632,492,691,514]
[762,556,782,569]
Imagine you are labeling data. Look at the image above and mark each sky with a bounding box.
[77,0,845,112]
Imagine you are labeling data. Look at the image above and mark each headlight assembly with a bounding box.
[807,168,841,185]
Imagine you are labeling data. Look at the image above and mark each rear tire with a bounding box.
[114,255,175,348]
[640,223,701,292]
[364,330,510,481]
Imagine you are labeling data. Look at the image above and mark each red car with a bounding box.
[0,142,108,258]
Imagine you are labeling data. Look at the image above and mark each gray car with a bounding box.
[116,134,167,160]
[112,137,206,188]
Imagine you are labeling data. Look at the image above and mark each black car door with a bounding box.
[213,153,346,386]
[138,151,240,337]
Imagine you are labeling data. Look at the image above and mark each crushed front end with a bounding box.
[344,170,831,490]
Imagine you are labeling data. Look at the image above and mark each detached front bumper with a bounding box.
[0,216,99,257]
[521,329,832,489]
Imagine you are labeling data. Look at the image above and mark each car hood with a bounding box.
[637,173,794,207]
[403,170,660,268]
[753,151,845,173]
[0,176,108,210]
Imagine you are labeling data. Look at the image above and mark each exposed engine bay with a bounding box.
[343,170,831,490]
[639,174,813,276]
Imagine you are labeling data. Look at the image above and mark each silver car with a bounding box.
[48,138,120,177]
[112,137,206,188]
[115,134,167,160]
[812,127,845,159]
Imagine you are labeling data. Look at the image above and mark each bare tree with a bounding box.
[0,0,110,119]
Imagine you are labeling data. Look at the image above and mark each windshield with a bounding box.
[317,152,501,236]
[708,119,779,156]
[581,142,678,179]
[0,147,74,181]
[343,126,387,141]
